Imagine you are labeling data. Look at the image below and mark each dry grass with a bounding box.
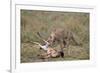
[21,43,89,63]
[21,10,89,63]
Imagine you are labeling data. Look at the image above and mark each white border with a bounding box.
[11,3,96,73]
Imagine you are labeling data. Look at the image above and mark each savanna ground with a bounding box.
[21,10,89,63]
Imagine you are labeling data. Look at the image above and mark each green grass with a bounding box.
[21,10,89,63]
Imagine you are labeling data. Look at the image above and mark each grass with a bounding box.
[21,43,89,63]
[21,10,89,63]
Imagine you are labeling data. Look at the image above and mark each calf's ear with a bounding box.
[60,51,64,58]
